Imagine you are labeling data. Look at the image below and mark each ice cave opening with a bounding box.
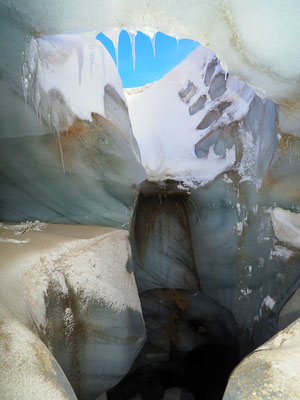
[1,1,300,400]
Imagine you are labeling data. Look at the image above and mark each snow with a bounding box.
[263,295,276,310]
[272,207,300,249]
[238,128,261,188]
[26,34,124,133]
[255,295,276,321]
[125,45,254,187]
[0,221,47,235]
[0,238,30,244]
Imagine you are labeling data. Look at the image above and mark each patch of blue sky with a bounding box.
[96,31,199,88]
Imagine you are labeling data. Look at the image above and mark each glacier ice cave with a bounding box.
[0,1,300,399]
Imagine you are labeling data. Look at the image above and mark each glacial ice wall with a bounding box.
[0,30,145,226]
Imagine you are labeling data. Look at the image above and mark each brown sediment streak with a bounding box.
[40,280,91,398]
[132,180,191,262]
[158,288,191,311]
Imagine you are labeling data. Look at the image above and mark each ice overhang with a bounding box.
[3,0,300,109]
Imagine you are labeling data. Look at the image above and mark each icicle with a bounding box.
[88,39,95,77]
[151,33,156,57]
[54,126,66,174]
[21,56,29,108]
[104,28,120,69]
[90,52,95,76]
[81,31,97,77]
[75,49,83,86]
[128,30,137,70]
[144,31,157,58]
[176,37,179,48]
[21,41,34,110]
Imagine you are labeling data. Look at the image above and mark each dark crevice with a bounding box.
[108,180,242,400]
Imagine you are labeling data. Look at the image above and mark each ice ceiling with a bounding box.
[1,0,300,399]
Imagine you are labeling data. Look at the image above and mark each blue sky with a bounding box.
[96,31,199,88]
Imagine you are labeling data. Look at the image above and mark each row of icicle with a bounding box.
[103,29,179,70]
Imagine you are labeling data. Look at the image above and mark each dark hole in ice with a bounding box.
[189,319,203,332]
[107,343,239,400]
[107,180,241,400]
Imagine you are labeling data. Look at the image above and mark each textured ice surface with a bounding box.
[0,303,77,400]
[224,319,300,400]
[0,223,145,399]
[188,163,300,337]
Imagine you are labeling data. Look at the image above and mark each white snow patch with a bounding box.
[0,221,47,235]
[263,295,276,310]
[222,174,233,184]
[238,127,262,189]
[241,288,252,296]
[257,208,273,243]
[236,215,248,236]
[255,295,276,321]
[270,244,293,261]
[0,237,30,244]
[126,45,255,187]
